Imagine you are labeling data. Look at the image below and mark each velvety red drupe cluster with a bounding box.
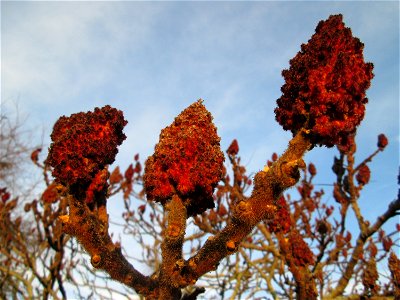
[47,106,127,191]
[267,196,291,234]
[275,14,374,148]
[144,100,224,216]
[286,231,314,267]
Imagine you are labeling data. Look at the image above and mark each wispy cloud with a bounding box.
[3,1,398,175]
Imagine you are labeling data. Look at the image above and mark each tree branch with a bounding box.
[183,130,312,285]
[60,195,157,297]
[329,198,400,297]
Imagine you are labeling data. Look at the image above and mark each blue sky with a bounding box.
[2,1,399,238]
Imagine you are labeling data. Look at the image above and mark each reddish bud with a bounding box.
[109,167,123,185]
[369,242,378,258]
[275,14,373,148]
[134,153,140,161]
[30,148,42,163]
[344,231,352,243]
[326,206,334,217]
[226,139,239,156]
[335,234,345,248]
[41,183,59,203]
[0,187,10,203]
[382,237,393,252]
[125,164,134,183]
[138,204,146,214]
[316,220,329,235]
[378,230,385,242]
[356,164,371,186]
[377,134,388,150]
[271,153,278,162]
[342,249,348,258]
[217,204,228,217]
[308,163,317,177]
[333,183,346,204]
[144,100,224,216]
[24,203,31,212]
[134,162,142,174]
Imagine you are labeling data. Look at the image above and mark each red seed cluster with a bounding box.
[287,231,314,267]
[144,100,224,216]
[268,196,291,234]
[362,258,379,295]
[275,14,374,148]
[388,252,400,297]
[47,105,127,187]
[85,169,109,204]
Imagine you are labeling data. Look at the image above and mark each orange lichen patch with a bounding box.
[47,105,127,188]
[275,14,373,149]
[144,100,224,216]
[226,240,236,252]
[91,254,102,267]
[58,215,70,224]
[167,224,181,238]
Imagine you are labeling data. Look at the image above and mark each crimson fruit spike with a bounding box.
[47,105,127,188]
[275,14,374,149]
[144,99,224,216]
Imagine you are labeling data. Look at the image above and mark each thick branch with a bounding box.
[60,195,157,297]
[158,195,187,299]
[184,130,312,283]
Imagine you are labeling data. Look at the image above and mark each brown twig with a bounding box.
[329,198,400,297]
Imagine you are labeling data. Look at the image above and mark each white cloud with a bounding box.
[3,2,163,107]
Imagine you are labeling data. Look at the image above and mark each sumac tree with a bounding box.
[1,14,399,300]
